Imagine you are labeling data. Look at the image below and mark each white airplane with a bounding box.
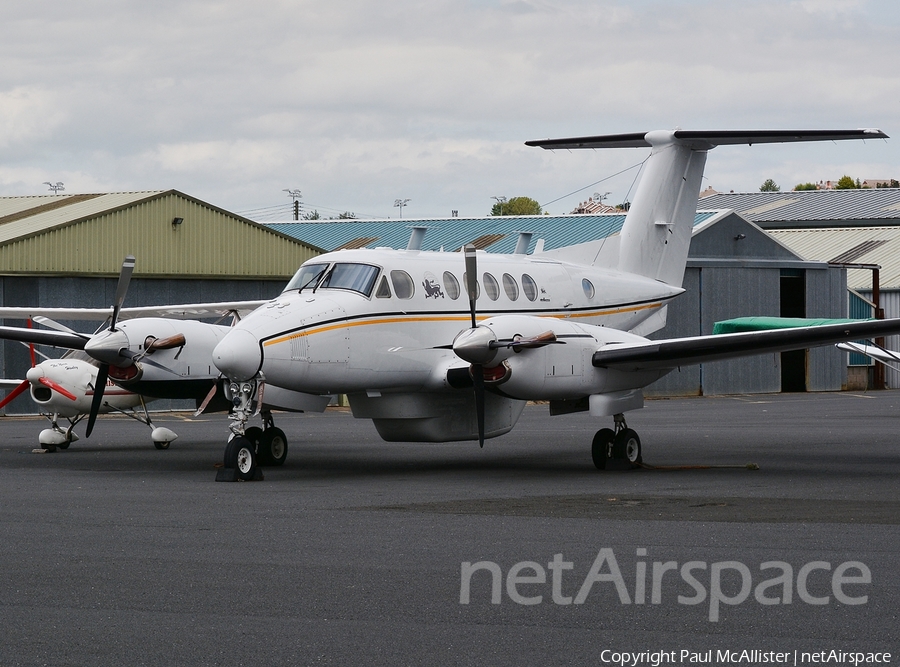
[5,129,900,481]
[167,128,900,480]
[0,351,177,450]
[0,270,322,461]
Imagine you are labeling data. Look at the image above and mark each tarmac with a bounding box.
[0,391,897,666]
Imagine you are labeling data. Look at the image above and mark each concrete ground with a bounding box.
[0,391,897,666]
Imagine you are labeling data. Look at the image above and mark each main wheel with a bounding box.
[154,441,170,450]
[258,428,288,467]
[224,436,258,480]
[613,428,642,466]
[591,428,615,470]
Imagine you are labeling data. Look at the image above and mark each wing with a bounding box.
[592,318,900,371]
[0,300,269,322]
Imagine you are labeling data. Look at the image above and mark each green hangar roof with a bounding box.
[266,212,721,254]
[0,190,320,279]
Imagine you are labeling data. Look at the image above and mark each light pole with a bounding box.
[394,198,410,218]
[491,196,507,216]
[284,189,302,220]
[44,181,64,194]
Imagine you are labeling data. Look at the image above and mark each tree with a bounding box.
[793,182,818,191]
[876,179,900,188]
[490,196,542,216]
[302,209,321,220]
[834,175,857,189]
[759,178,780,192]
[336,211,357,219]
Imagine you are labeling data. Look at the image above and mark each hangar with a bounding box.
[266,210,849,397]
[0,190,321,413]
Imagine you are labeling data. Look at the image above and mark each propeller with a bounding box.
[463,244,486,447]
[86,255,135,437]
[0,380,31,410]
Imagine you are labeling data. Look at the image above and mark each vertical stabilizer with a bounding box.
[526,128,887,288]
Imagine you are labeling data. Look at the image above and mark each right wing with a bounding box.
[0,300,269,322]
[593,318,900,371]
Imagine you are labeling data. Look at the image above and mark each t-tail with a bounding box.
[526,128,887,287]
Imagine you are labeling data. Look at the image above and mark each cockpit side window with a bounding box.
[375,275,392,298]
[319,263,381,296]
[284,263,328,292]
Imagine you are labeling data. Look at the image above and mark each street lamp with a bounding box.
[491,196,507,216]
[394,198,411,218]
[44,181,64,194]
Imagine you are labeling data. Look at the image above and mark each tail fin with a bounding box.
[526,128,887,287]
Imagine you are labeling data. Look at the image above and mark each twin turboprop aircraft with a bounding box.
[2,128,898,480]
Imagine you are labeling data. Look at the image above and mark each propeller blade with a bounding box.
[38,377,78,401]
[491,330,559,351]
[0,380,30,410]
[472,365,486,447]
[110,255,136,331]
[194,379,219,416]
[26,320,36,366]
[146,333,186,351]
[117,348,182,376]
[33,315,89,338]
[86,363,109,437]
[464,244,478,328]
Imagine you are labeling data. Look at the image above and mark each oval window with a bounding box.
[443,271,460,300]
[390,270,415,299]
[582,278,595,299]
[502,273,519,301]
[483,273,500,301]
[522,274,538,301]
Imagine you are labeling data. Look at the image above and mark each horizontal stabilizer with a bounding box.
[526,129,888,150]
[593,318,900,371]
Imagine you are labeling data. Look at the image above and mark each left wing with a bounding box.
[593,318,900,371]
[0,300,269,322]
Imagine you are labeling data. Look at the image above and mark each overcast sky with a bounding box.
[2,0,898,220]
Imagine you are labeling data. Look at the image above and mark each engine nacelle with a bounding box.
[469,315,668,401]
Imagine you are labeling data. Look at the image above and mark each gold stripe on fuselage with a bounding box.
[262,301,663,348]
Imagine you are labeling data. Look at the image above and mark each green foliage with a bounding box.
[490,196,542,216]
[834,175,857,189]
[336,211,357,219]
[759,178,780,192]
[302,209,321,220]
[876,179,900,188]
[793,183,819,191]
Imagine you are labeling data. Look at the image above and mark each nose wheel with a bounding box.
[591,414,642,470]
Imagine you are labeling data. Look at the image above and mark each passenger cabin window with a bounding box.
[284,263,328,292]
[582,278,595,299]
[483,273,500,301]
[502,273,518,301]
[390,270,415,299]
[522,273,538,301]
[443,271,460,300]
[375,275,392,298]
[319,263,380,297]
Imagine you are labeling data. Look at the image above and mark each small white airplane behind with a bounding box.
[0,352,177,450]
[837,341,900,371]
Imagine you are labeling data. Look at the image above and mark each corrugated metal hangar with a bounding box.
[0,190,321,413]
[267,210,849,397]
[701,188,900,388]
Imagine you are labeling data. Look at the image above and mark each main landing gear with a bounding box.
[219,376,288,481]
[591,413,642,471]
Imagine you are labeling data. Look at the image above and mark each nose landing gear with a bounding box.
[217,376,288,481]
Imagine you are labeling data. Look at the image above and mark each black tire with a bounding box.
[58,441,70,450]
[224,436,257,480]
[259,428,288,467]
[244,426,264,461]
[613,428,642,466]
[591,428,615,470]
[153,441,170,450]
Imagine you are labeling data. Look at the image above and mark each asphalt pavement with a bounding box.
[0,391,897,666]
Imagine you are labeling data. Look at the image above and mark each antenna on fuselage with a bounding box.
[406,226,427,251]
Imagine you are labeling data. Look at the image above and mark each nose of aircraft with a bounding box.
[213,329,262,381]
[25,366,44,383]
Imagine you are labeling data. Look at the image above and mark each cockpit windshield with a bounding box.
[283,262,381,297]
[284,263,329,292]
